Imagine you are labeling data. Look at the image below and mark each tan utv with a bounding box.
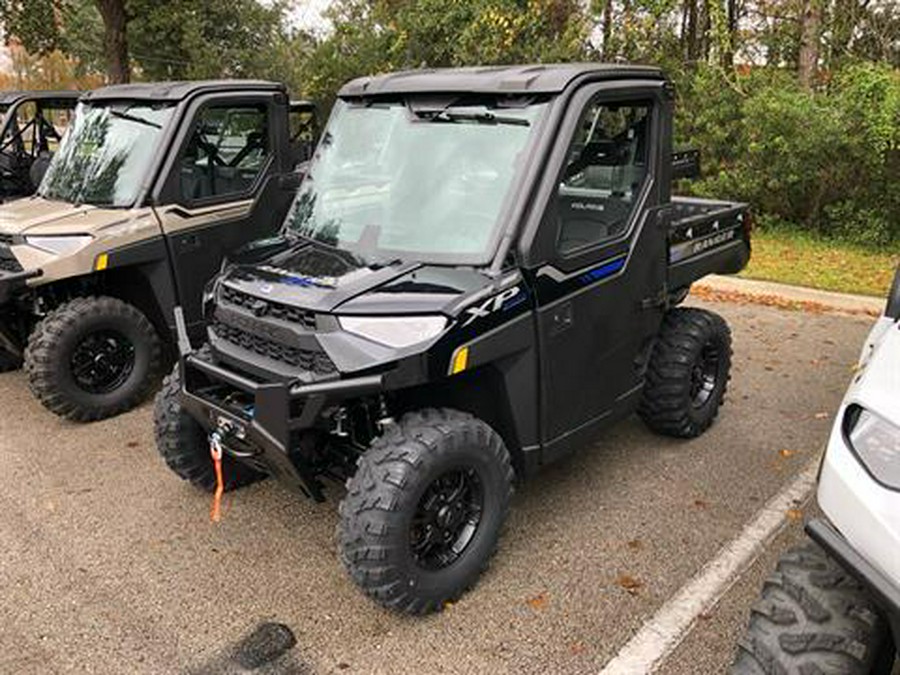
[0,90,80,201]
[0,80,315,421]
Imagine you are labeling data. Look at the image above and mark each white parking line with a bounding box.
[598,459,820,675]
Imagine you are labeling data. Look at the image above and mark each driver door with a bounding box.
[533,86,668,460]
[155,94,294,336]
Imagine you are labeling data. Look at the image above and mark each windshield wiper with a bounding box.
[419,111,530,127]
[108,109,162,129]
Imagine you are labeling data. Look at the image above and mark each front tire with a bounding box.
[153,362,264,492]
[339,409,514,614]
[731,543,893,674]
[639,307,732,438]
[24,296,163,421]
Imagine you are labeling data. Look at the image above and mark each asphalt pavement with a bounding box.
[0,298,875,674]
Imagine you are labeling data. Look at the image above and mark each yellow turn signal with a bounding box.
[451,346,469,375]
[95,253,109,271]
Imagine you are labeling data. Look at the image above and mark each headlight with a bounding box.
[25,234,93,255]
[845,405,900,489]
[339,315,447,348]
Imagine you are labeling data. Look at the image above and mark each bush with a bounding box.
[680,63,900,248]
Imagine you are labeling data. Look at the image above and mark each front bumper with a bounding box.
[180,349,385,501]
[0,267,39,304]
[807,518,900,645]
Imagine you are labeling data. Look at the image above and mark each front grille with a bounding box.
[221,285,317,330]
[0,245,22,273]
[211,320,336,375]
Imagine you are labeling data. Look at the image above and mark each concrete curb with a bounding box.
[694,275,885,316]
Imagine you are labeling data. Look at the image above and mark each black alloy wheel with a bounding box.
[410,468,484,571]
[690,342,723,408]
[69,329,136,395]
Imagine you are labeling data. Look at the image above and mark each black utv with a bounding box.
[0,90,80,200]
[155,64,752,613]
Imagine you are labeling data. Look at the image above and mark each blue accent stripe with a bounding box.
[578,255,626,285]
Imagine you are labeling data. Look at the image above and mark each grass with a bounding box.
[740,229,900,297]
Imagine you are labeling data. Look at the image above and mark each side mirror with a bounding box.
[672,149,701,180]
[886,265,900,319]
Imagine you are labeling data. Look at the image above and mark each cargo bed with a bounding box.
[667,195,751,291]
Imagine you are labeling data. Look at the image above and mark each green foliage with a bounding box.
[129,0,291,80]
[0,0,63,54]
[297,0,591,107]
[683,62,900,248]
[2,0,899,250]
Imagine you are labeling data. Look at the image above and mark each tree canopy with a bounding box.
[0,0,898,245]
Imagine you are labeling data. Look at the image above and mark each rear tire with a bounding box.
[24,296,162,421]
[731,543,893,674]
[153,362,264,493]
[338,408,514,614]
[639,307,732,438]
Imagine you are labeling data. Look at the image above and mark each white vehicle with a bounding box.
[732,266,900,674]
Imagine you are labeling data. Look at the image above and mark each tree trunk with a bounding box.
[798,0,821,89]
[95,0,130,83]
[602,0,613,59]
[685,0,699,62]
[700,0,712,62]
[722,0,737,67]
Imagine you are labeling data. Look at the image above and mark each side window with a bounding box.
[1,102,36,155]
[556,99,651,255]
[179,103,270,202]
[37,103,76,154]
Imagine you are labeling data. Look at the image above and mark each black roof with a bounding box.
[0,90,81,105]
[338,63,666,97]
[81,79,285,103]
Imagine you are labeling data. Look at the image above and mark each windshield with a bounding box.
[39,101,175,207]
[284,98,547,265]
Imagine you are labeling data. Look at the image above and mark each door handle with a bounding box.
[551,302,573,335]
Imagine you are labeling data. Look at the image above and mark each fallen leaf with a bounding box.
[626,539,643,550]
[786,508,803,522]
[693,499,708,509]
[690,285,879,318]
[779,449,796,458]
[126,440,140,448]
[616,574,643,595]
[526,592,549,610]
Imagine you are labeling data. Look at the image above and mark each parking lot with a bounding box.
[0,297,875,674]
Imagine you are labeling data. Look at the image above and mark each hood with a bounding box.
[0,197,131,236]
[220,241,494,316]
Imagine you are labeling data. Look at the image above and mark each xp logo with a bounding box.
[461,286,522,328]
